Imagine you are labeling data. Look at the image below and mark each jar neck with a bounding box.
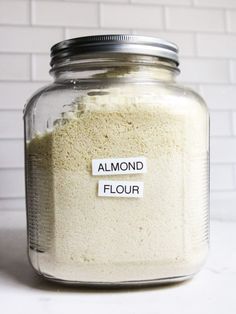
[50,54,179,83]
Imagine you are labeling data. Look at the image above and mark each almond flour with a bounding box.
[27,85,209,283]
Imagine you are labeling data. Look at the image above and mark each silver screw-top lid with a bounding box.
[50,34,179,66]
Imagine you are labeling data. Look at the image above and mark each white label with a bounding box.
[92,157,147,176]
[98,180,144,198]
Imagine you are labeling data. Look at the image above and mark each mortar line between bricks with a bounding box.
[211,135,236,139]
[0,23,101,30]
[102,3,220,9]
[183,82,236,85]
[0,23,234,35]
[0,167,24,171]
[146,4,232,10]
[0,52,48,56]
[210,135,235,138]
[211,188,236,192]
[118,1,195,6]
[0,79,50,83]
[0,138,24,141]
[0,196,25,200]
[0,197,25,200]
[210,109,236,113]
[71,26,236,35]
[211,163,236,167]
[179,56,234,60]
[207,190,236,193]
[63,0,131,4]
[0,109,24,112]
[192,1,236,9]
[0,209,26,212]
[211,162,236,166]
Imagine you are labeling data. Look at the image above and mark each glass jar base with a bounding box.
[36,271,194,288]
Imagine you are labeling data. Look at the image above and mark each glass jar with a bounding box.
[24,35,209,286]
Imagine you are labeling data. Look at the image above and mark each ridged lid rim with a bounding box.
[50,34,179,66]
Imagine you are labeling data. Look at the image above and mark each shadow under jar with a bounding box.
[24,35,209,286]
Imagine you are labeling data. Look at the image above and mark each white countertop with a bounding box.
[0,210,235,314]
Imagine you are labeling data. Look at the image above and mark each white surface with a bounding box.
[0,0,236,220]
[0,211,235,314]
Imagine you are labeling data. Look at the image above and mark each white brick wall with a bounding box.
[210,164,235,190]
[196,34,236,58]
[32,2,99,27]
[0,141,24,168]
[0,54,30,80]
[210,111,231,136]
[0,1,29,25]
[101,4,163,29]
[179,59,230,83]
[165,7,225,32]
[0,0,235,219]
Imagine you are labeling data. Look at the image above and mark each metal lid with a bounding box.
[50,34,179,66]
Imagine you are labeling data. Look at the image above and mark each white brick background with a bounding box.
[0,0,235,220]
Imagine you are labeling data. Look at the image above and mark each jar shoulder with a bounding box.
[164,81,207,107]
[24,80,208,116]
[23,83,56,117]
